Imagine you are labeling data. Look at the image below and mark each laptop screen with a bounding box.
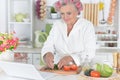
[0,61,45,80]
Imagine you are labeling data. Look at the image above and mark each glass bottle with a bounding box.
[82,55,91,71]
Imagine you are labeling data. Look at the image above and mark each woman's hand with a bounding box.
[58,56,74,69]
[44,52,54,69]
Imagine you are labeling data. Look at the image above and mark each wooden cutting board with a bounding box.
[40,66,82,75]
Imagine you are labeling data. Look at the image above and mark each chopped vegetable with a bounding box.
[84,69,94,76]
[54,64,58,70]
[70,64,78,71]
[63,65,71,71]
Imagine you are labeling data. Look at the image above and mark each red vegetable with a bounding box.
[90,71,100,77]
[70,64,78,71]
[63,65,70,71]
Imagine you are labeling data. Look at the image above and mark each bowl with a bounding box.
[23,18,30,22]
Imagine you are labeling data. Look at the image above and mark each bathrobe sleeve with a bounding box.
[41,23,57,62]
[70,22,96,66]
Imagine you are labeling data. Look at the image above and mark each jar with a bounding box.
[112,35,117,41]
[108,43,114,47]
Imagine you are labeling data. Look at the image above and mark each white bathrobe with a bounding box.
[41,18,96,66]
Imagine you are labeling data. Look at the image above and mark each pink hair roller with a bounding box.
[75,2,83,11]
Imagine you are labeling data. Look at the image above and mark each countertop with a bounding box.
[0,64,120,80]
[0,69,120,80]
[0,71,78,80]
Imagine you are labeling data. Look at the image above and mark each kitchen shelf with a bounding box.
[7,0,34,48]
[96,47,118,50]
[45,18,61,24]
[96,34,117,36]
[97,41,117,43]
[8,22,32,25]
[95,30,118,49]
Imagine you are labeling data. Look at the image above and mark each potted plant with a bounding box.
[50,6,58,19]
[0,32,19,61]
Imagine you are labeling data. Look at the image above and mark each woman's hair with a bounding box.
[54,0,83,14]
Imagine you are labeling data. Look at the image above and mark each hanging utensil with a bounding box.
[99,8,106,24]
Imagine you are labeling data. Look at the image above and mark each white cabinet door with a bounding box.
[27,53,33,64]
[33,54,40,65]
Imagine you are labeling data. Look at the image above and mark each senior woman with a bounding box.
[41,0,96,69]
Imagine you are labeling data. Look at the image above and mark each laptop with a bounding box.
[0,61,45,80]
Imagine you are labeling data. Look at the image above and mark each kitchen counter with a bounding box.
[0,71,78,80]
[0,65,120,80]
[0,63,120,80]
[39,71,120,80]
[0,71,120,80]
[40,71,78,80]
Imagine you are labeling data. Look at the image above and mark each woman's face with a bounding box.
[60,4,78,25]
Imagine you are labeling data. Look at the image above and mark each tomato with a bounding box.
[90,71,100,77]
[63,65,70,71]
[70,64,78,71]
[63,64,78,71]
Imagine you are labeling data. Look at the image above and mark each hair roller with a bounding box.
[54,0,83,14]
[54,1,62,11]
[63,0,69,4]
[75,2,83,10]
[75,1,83,14]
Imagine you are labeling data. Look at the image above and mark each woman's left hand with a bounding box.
[58,56,74,69]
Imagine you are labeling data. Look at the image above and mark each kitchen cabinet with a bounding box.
[7,0,34,48]
[14,53,40,64]
[14,48,41,64]
[33,54,40,65]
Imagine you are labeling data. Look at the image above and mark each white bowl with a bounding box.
[51,13,58,19]
[23,18,30,22]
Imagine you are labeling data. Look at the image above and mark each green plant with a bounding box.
[50,7,57,13]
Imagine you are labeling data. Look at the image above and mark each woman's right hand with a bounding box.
[44,52,54,69]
